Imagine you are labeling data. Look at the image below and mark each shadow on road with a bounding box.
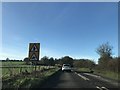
[39,70,76,88]
[39,70,63,88]
[75,70,94,73]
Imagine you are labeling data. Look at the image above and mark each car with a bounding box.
[62,64,72,71]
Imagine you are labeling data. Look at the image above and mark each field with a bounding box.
[1,61,60,89]
[1,61,55,78]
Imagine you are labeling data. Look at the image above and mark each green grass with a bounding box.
[94,69,120,81]
[1,61,59,89]
[2,66,55,78]
[2,66,34,77]
[76,68,91,72]
[1,61,55,78]
[76,67,119,81]
[1,61,25,66]
[2,67,60,89]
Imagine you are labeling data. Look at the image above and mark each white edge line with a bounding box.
[83,73,101,78]
[75,72,89,80]
[96,86,102,90]
[101,86,109,90]
[77,73,90,81]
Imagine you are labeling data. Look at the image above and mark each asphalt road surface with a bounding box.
[39,70,119,89]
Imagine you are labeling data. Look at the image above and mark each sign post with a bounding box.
[28,43,40,72]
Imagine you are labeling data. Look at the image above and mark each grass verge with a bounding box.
[2,67,60,89]
[75,68,120,81]
[93,69,120,81]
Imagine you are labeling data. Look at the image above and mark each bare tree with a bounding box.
[96,42,113,69]
[96,42,113,58]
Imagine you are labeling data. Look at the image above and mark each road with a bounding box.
[39,70,119,89]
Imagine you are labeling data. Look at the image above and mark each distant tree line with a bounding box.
[23,56,74,66]
[2,58,22,62]
[23,55,95,71]
[73,59,95,69]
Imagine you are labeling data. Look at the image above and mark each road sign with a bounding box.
[30,53,37,60]
[28,43,40,61]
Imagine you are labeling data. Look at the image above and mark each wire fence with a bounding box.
[1,65,55,78]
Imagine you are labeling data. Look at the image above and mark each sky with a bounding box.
[1,2,118,63]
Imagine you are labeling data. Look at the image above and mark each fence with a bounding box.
[1,65,55,78]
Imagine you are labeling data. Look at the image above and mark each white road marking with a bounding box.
[83,73,118,87]
[101,86,109,90]
[75,72,77,74]
[84,73,101,78]
[96,86,102,90]
[77,73,90,81]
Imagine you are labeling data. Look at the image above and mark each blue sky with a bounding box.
[2,2,118,63]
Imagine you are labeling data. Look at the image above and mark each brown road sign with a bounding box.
[28,43,40,61]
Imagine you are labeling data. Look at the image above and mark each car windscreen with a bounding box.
[63,65,70,67]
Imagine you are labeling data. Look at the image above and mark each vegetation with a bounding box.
[23,57,30,65]
[1,57,60,89]
[40,56,55,66]
[73,42,119,81]
[2,67,59,89]
[93,69,119,80]
[96,42,113,69]
[1,42,119,89]
[73,59,95,69]
[96,42,119,76]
